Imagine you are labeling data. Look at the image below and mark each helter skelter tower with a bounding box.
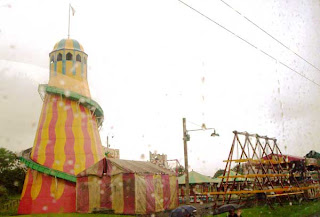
[18,39,105,214]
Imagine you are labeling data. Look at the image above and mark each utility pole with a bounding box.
[183,117,190,205]
[182,117,219,205]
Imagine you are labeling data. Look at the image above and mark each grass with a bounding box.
[211,199,320,217]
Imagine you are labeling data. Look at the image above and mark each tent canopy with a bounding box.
[178,170,216,184]
[77,157,176,178]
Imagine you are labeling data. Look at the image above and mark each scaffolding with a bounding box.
[210,131,319,207]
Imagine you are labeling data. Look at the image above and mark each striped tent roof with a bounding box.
[52,38,84,52]
[178,170,216,184]
[77,158,176,177]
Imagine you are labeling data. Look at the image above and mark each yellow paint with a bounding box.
[135,174,146,214]
[219,173,290,179]
[154,175,164,212]
[88,176,101,212]
[52,98,67,171]
[84,60,87,78]
[72,100,86,175]
[86,109,98,164]
[37,96,54,165]
[112,174,124,213]
[205,185,320,195]
[31,171,42,200]
[31,95,49,159]
[65,40,73,49]
[48,73,91,98]
[66,60,73,76]
[169,176,178,209]
[50,177,65,200]
[20,169,31,199]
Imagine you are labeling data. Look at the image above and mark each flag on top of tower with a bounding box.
[70,4,76,16]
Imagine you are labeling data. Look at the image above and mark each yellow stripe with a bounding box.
[135,174,146,214]
[52,98,67,171]
[169,176,178,209]
[37,95,54,165]
[88,176,101,211]
[50,176,65,200]
[154,175,164,212]
[86,109,98,164]
[112,174,124,213]
[31,171,42,200]
[20,169,30,199]
[31,95,48,159]
[72,101,85,175]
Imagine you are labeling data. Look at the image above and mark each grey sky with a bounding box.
[0,0,320,176]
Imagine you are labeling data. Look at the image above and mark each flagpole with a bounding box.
[68,4,70,39]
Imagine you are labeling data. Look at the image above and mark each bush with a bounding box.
[0,185,9,203]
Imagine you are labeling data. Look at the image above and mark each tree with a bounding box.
[213,169,225,178]
[0,148,26,195]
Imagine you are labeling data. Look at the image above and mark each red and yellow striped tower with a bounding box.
[18,39,105,214]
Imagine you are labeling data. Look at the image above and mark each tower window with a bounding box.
[57,53,62,61]
[50,55,54,63]
[84,57,87,64]
[76,54,81,62]
[66,52,73,61]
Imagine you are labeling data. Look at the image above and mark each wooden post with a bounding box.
[183,117,190,204]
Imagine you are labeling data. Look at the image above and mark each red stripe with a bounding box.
[44,96,58,168]
[32,173,53,213]
[100,175,112,209]
[76,177,89,213]
[162,175,171,210]
[80,106,94,168]
[145,175,155,213]
[63,99,75,175]
[18,169,34,214]
[32,96,49,162]
[123,173,135,214]
[107,159,113,175]
[53,180,76,213]
[91,116,104,158]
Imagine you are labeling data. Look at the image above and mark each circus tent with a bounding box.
[76,158,179,214]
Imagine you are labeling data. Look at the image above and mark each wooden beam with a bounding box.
[203,185,318,195]
[267,191,304,198]
[219,174,290,179]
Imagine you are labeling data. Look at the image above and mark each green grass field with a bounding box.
[212,200,320,217]
[2,199,320,216]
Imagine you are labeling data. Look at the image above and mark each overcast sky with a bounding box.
[1,0,320,176]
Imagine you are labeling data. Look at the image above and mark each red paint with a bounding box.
[80,106,94,168]
[44,96,58,168]
[32,96,49,162]
[63,99,75,175]
[161,175,171,210]
[100,175,112,209]
[91,116,104,158]
[145,175,155,214]
[76,177,89,213]
[107,159,113,175]
[18,169,34,214]
[123,173,135,214]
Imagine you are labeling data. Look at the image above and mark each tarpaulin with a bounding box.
[76,173,179,214]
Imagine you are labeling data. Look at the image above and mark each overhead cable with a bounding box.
[178,0,320,88]
[219,0,320,74]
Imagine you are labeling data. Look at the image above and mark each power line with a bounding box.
[178,0,320,88]
[219,0,320,74]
